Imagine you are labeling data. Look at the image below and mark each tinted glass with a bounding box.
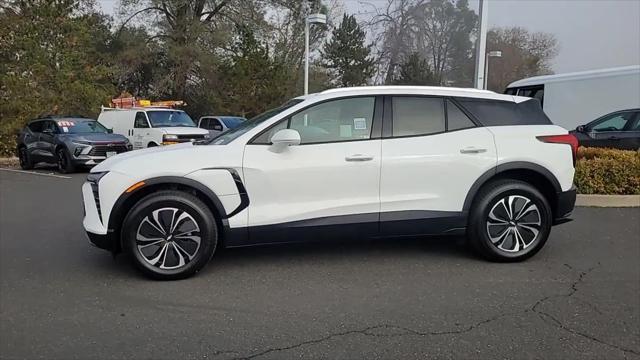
[42,121,58,133]
[56,119,107,134]
[392,97,445,136]
[134,112,149,128]
[211,99,304,145]
[630,113,640,130]
[210,119,223,130]
[220,117,245,129]
[289,97,375,144]
[199,118,209,128]
[147,111,195,127]
[504,88,517,95]
[592,113,632,132]
[456,98,551,126]
[28,121,44,132]
[447,100,475,131]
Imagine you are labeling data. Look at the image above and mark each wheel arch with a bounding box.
[464,162,562,217]
[107,177,230,253]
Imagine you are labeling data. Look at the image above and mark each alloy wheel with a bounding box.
[136,207,201,270]
[485,195,542,253]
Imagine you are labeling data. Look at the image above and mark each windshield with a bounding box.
[147,111,196,127]
[57,119,108,134]
[220,117,246,129]
[207,99,304,145]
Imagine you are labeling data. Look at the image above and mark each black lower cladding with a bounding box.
[226,211,467,247]
[86,231,116,251]
[554,185,577,224]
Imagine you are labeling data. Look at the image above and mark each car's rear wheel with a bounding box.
[122,190,217,280]
[468,179,552,262]
[56,148,75,173]
[18,146,33,170]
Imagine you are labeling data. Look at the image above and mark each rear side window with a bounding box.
[392,97,445,137]
[455,98,551,126]
[446,100,475,131]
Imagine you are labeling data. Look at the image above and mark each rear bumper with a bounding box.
[553,185,576,225]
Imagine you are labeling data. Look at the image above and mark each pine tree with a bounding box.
[393,53,438,86]
[322,14,374,87]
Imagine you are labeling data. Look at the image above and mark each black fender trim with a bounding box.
[462,161,563,212]
[106,170,250,252]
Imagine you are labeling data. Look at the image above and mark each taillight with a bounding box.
[537,134,579,166]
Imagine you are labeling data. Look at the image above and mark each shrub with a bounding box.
[575,147,640,195]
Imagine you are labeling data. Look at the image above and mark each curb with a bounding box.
[576,194,640,208]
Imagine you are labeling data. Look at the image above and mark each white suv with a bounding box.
[82,86,577,279]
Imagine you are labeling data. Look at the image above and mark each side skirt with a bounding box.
[224,211,467,247]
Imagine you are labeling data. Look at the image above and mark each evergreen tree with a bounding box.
[323,14,374,87]
[393,53,438,86]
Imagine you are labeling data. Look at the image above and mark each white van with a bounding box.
[98,107,210,149]
[505,65,640,130]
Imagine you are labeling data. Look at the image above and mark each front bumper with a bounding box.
[86,231,116,251]
[553,185,576,225]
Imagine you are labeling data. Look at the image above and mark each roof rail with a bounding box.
[320,85,494,94]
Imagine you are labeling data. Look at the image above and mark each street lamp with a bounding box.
[304,13,327,95]
[484,50,502,90]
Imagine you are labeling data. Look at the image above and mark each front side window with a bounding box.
[199,118,209,129]
[28,121,44,133]
[253,97,375,145]
[146,111,195,128]
[289,97,375,144]
[209,119,223,131]
[392,97,445,137]
[134,112,149,128]
[591,112,633,132]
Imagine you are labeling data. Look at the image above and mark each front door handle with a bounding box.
[345,154,374,162]
[460,147,487,154]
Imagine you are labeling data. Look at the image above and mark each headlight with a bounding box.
[87,171,109,183]
[163,134,178,141]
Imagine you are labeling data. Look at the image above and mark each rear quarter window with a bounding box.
[455,98,551,126]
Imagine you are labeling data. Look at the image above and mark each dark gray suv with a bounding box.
[16,116,132,173]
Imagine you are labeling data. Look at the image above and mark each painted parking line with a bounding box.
[0,168,72,179]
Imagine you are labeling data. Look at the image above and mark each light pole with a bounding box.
[484,50,502,90]
[474,0,488,89]
[304,13,326,95]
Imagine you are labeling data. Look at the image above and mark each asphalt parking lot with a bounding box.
[0,168,639,360]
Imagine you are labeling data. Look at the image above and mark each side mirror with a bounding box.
[576,125,585,132]
[42,129,54,135]
[213,125,223,131]
[107,128,113,134]
[270,129,301,150]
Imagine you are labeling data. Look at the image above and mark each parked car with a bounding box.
[505,65,640,130]
[82,86,577,280]
[97,107,210,149]
[16,116,132,173]
[569,109,640,150]
[198,116,246,137]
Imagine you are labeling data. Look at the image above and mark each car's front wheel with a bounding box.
[56,148,75,173]
[122,190,218,280]
[468,179,552,262]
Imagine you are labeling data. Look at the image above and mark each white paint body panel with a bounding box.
[380,127,497,213]
[243,141,381,226]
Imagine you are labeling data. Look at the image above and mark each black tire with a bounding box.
[56,148,75,174]
[17,146,33,170]
[122,190,218,280]
[148,142,158,147]
[467,179,552,262]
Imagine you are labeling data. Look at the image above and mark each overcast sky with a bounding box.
[97,0,640,74]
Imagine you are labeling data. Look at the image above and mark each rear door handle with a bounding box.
[345,154,374,162]
[460,147,487,154]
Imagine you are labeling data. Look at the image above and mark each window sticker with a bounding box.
[62,127,69,133]
[353,118,367,130]
[339,125,352,137]
[57,121,75,127]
